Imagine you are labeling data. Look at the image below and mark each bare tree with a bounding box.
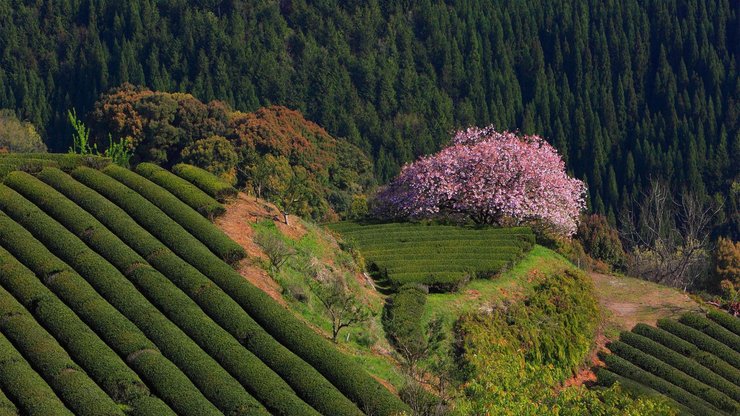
[621,180,721,290]
[254,229,295,273]
[311,275,370,343]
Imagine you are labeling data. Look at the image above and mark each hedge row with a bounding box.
[620,331,740,402]
[657,318,740,369]
[103,165,244,264]
[0,387,17,416]
[601,352,724,416]
[135,163,225,219]
[679,313,740,354]
[595,368,693,415]
[38,168,350,416]
[633,323,740,387]
[0,285,123,416]
[708,310,740,337]
[31,171,328,414]
[610,340,739,413]
[383,285,427,357]
[0,153,110,170]
[71,167,411,415]
[172,163,237,201]
[1,174,268,416]
[0,332,72,416]
[0,193,222,416]
[328,221,533,233]
[0,247,174,413]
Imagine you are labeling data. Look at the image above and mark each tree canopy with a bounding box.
[0,0,737,233]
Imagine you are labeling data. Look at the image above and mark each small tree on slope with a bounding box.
[374,126,587,236]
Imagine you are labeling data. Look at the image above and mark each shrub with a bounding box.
[576,214,627,269]
[632,323,740,386]
[180,135,239,182]
[609,340,739,413]
[657,318,740,369]
[135,162,225,219]
[172,162,237,201]
[0,247,171,411]
[73,167,410,415]
[42,168,358,416]
[0,332,73,416]
[0,287,123,416]
[620,331,740,402]
[102,165,245,264]
[707,309,740,337]
[383,284,430,370]
[679,312,740,353]
[713,237,739,289]
[0,187,228,416]
[600,353,724,416]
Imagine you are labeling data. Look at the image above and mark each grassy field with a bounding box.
[598,311,740,416]
[0,156,408,416]
[327,221,534,291]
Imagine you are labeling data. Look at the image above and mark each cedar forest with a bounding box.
[0,0,737,236]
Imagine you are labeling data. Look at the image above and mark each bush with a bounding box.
[136,162,225,219]
[0,247,171,411]
[608,340,739,413]
[73,167,410,415]
[0,287,124,416]
[713,237,739,289]
[707,309,740,337]
[180,135,239,182]
[632,323,740,386]
[0,332,73,416]
[172,163,237,201]
[600,353,724,416]
[620,331,740,402]
[383,284,430,369]
[102,165,245,264]
[0,185,229,416]
[657,318,740,369]
[679,313,740,353]
[45,168,358,416]
[576,214,627,269]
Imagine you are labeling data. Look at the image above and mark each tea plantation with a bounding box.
[0,154,409,416]
[598,310,740,416]
[327,221,535,291]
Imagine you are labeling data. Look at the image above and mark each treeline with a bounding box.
[0,0,737,226]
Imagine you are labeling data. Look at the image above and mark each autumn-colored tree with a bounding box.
[180,135,239,183]
[714,237,740,289]
[0,110,46,152]
[375,126,587,236]
[577,214,627,270]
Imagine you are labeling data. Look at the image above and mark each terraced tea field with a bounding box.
[597,310,740,416]
[0,155,408,415]
[328,222,534,291]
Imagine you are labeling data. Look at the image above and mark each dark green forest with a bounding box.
[0,0,737,228]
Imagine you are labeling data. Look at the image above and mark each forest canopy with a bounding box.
[0,0,737,233]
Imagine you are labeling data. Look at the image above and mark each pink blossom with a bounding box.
[374,127,587,236]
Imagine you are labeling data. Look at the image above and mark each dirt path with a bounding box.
[215,193,308,306]
[564,272,702,388]
[590,272,702,336]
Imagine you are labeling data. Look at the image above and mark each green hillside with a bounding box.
[598,310,740,416]
[0,155,408,415]
[327,221,534,291]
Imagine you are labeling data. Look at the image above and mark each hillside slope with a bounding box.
[0,161,408,415]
